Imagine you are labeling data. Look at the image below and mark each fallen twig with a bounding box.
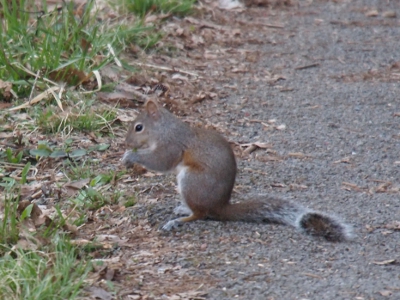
[130,62,203,78]
[295,63,320,70]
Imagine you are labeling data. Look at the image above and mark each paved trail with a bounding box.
[124,1,400,299]
[197,1,400,299]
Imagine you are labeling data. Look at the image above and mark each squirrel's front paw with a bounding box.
[161,219,183,231]
[121,150,135,167]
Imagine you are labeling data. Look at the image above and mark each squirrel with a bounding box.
[122,99,353,242]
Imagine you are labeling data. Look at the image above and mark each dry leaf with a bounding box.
[253,142,270,149]
[34,215,52,227]
[290,184,308,190]
[175,291,207,300]
[342,182,364,192]
[64,178,90,190]
[172,73,190,83]
[0,79,12,90]
[185,17,226,31]
[231,67,248,73]
[17,200,43,220]
[15,238,39,250]
[0,132,13,138]
[245,0,293,6]
[63,179,90,197]
[379,290,392,296]
[143,171,157,177]
[63,223,78,236]
[96,234,129,246]
[85,286,113,300]
[375,182,391,193]
[365,9,379,17]
[334,157,351,164]
[9,86,60,111]
[20,183,42,200]
[372,259,396,265]
[288,152,309,159]
[103,267,116,281]
[92,256,121,264]
[117,114,135,122]
[191,34,205,46]
[382,11,396,18]
[49,67,89,85]
[204,51,218,60]
[0,79,13,100]
[218,0,244,10]
[0,102,13,109]
[302,272,322,279]
[242,144,258,155]
[241,142,272,155]
[271,183,286,188]
[144,13,171,24]
[384,221,400,230]
[97,92,141,108]
[256,154,282,162]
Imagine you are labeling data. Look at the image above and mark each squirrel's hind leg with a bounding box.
[174,203,192,216]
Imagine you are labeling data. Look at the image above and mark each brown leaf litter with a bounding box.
[334,61,400,83]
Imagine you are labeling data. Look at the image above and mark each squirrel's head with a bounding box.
[125,99,162,151]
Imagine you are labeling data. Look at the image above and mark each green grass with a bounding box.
[63,159,98,181]
[131,31,163,50]
[69,167,132,210]
[35,102,117,134]
[0,173,88,300]
[0,0,179,298]
[124,194,137,208]
[0,0,194,102]
[0,159,126,298]
[121,0,195,17]
[0,194,19,250]
[4,148,23,164]
[0,0,158,99]
[0,237,90,300]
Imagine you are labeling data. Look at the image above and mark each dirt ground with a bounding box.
[86,1,400,299]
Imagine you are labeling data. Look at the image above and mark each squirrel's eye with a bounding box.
[135,124,143,132]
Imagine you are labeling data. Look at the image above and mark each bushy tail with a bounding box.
[297,212,353,242]
[211,196,353,242]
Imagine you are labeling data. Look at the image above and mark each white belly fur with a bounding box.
[174,162,193,215]
[175,163,187,195]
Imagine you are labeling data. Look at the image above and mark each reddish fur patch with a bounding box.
[182,150,203,172]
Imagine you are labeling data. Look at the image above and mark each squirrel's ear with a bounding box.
[145,100,161,119]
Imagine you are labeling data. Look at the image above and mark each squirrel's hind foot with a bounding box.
[161,218,184,231]
[299,212,353,242]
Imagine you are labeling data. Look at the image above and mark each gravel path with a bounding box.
[124,1,400,299]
